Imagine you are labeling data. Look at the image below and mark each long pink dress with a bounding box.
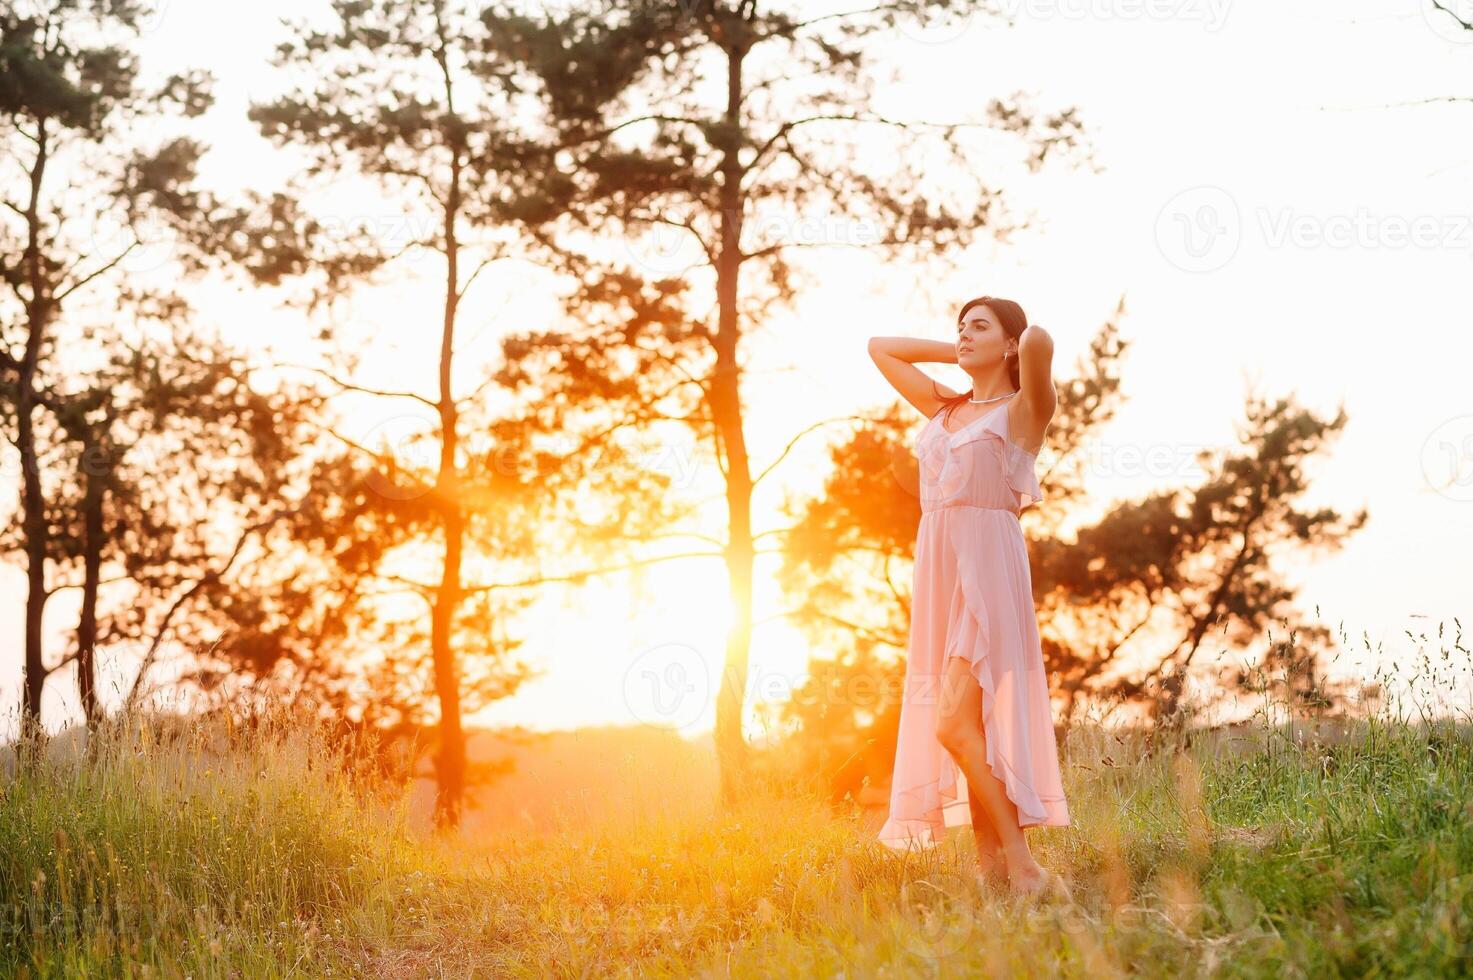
[878,396,1070,848]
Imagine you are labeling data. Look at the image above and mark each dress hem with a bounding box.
[877,406,1068,850]
[941,549,1070,830]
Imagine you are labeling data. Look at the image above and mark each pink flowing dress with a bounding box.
[878,396,1070,848]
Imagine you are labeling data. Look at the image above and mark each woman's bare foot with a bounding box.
[1002,848,1070,902]
[1005,861,1047,897]
[974,848,1005,887]
[1007,863,1072,903]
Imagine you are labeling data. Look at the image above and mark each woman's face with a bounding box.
[956,305,1011,368]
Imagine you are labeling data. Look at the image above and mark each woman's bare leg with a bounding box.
[966,786,1004,880]
[936,653,1047,891]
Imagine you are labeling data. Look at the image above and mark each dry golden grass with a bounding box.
[3,642,1472,977]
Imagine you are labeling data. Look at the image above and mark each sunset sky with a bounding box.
[3,0,1471,739]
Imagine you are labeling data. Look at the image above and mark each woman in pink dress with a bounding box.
[867,296,1071,902]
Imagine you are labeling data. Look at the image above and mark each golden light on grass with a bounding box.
[1096,818,1133,913]
[1173,750,1213,872]
[5,652,1473,975]
[1061,913,1127,978]
[1158,864,1203,935]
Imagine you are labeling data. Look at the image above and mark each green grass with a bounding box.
[2,696,1471,976]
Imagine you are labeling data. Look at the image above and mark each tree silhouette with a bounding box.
[773,311,1368,804]
[0,323,325,738]
[231,0,587,825]
[0,0,245,744]
[485,0,1094,800]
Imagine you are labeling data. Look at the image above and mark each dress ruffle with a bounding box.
[878,400,1067,849]
[939,528,1065,828]
[960,419,1043,512]
[917,406,1043,512]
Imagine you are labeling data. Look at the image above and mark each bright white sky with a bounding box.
[3,0,1472,739]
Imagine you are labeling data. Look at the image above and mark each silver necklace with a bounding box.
[967,390,1017,405]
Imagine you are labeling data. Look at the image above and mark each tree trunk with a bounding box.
[76,436,106,731]
[430,143,467,828]
[431,506,466,826]
[712,33,754,803]
[17,126,51,755]
[18,376,48,748]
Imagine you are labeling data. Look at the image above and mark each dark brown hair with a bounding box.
[932,295,1028,424]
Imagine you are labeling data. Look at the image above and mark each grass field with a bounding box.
[1,672,1470,977]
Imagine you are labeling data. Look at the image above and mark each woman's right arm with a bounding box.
[868,336,961,419]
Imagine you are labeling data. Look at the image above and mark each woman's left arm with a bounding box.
[1013,325,1057,451]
